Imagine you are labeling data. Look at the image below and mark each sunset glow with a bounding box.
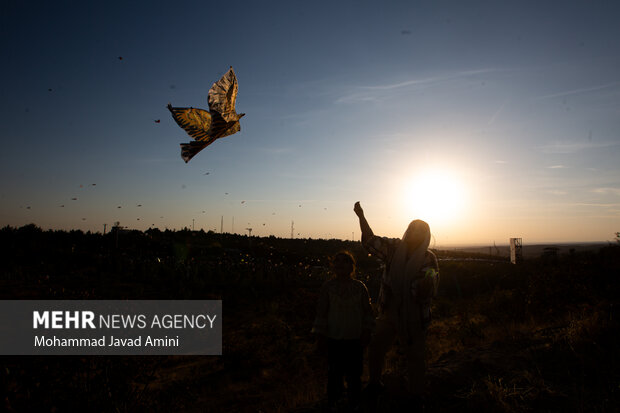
[1,1,619,245]
[401,169,468,229]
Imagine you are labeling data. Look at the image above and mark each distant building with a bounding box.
[510,238,523,264]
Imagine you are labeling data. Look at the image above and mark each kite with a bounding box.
[168,67,245,163]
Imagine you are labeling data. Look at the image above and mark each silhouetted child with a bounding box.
[312,251,374,411]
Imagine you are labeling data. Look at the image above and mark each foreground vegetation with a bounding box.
[1,225,618,411]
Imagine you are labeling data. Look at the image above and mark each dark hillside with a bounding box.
[1,225,618,412]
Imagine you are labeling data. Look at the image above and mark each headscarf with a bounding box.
[385,219,431,342]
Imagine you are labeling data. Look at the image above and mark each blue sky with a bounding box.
[1,0,619,244]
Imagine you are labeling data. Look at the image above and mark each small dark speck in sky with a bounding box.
[118,56,123,61]
[71,198,77,201]
[401,30,411,35]
[154,119,160,123]
[48,88,52,92]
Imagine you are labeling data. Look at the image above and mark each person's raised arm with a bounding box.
[354,201,374,244]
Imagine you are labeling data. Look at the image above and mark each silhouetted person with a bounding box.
[312,251,374,411]
[354,202,439,405]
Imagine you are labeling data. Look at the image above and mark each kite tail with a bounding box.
[180,142,206,163]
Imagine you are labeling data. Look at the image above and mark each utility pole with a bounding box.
[291,221,294,239]
[192,219,195,231]
[220,216,223,233]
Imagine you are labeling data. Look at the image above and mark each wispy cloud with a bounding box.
[363,69,494,91]
[572,202,620,208]
[533,81,620,100]
[539,141,619,154]
[335,68,497,104]
[547,165,566,169]
[591,187,620,196]
[488,99,508,125]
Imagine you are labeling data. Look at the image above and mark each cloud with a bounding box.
[539,141,619,154]
[591,187,620,196]
[573,202,620,208]
[488,99,508,125]
[547,165,566,169]
[335,68,497,104]
[533,81,620,100]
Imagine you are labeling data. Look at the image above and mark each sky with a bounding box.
[1,0,619,246]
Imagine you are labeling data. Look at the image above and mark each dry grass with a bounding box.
[2,227,618,412]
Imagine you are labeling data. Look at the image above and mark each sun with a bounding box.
[401,169,467,226]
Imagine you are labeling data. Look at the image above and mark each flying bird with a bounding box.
[168,67,245,163]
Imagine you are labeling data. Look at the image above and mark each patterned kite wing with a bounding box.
[209,111,241,139]
[208,67,239,122]
[180,141,209,163]
[167,104,213,142]
[168,67,243,163]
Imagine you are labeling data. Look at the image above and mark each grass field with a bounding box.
[1,225,618,412]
